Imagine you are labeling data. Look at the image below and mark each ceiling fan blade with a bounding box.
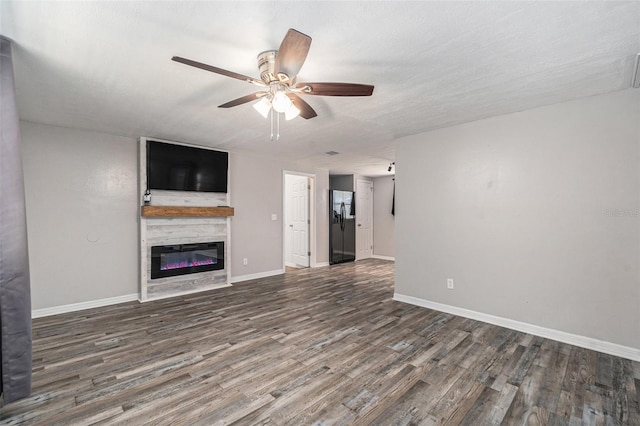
[274,29,312,82]
[288,94,317,119]
[296,82,374,96]
[218,92,267,108]
[172,56,263,85]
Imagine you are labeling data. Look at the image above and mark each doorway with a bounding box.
[356,179,373,260]
[283,171,315,271]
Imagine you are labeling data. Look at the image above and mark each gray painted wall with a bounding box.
[373,175,395,258]
[21,121,329,310]
[230,151,329,275]
[395,89,640,350]
[21,122,139,309]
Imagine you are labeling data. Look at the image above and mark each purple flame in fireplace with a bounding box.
[160,252,217,271]
[161,258,217,271]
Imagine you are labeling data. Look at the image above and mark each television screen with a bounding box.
[147,141,228,193]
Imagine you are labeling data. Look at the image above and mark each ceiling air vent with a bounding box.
[633,53,640,88]
[325,151,340,156]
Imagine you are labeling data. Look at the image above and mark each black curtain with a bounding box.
[391,179,395,216]
[0,36,32,403]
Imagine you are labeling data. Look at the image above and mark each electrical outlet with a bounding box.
[447,278,454,289]
[271,213,277,221]
[243,258,248,266]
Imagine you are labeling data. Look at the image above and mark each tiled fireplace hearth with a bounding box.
[140,209,230,301]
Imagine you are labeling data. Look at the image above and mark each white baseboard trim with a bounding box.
[372,255,395,261]
[313,262,330,268]
[140,283,233,303]
[32,293,139,319]
[231,269,284,284]
[393,293,640,362]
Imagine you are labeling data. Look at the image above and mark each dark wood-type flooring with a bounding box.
[1,259,639,425]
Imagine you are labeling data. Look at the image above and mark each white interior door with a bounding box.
[287,175,309,267]
[356,180,373,260]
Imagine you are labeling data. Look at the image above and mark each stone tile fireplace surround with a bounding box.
[138,138,233,302]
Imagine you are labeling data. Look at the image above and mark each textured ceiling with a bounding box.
[2,1,639,176]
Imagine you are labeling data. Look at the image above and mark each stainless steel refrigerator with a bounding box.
[330,190,356,264]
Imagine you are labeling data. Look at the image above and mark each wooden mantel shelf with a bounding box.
[141,206,234,218]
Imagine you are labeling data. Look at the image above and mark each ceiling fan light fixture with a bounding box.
[272,91,292,113]
[284,103,300,120]
[253,96,272,119]
[173,28,374,140]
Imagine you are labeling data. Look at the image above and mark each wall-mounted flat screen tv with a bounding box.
[147,141,228,193]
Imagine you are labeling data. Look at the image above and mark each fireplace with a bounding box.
[151,241,224,279]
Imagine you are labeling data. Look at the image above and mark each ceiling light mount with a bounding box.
[257,50,278,83]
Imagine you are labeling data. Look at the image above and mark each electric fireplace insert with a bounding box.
[151,241,224,279]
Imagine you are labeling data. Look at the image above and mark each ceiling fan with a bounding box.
[171,28,374,126]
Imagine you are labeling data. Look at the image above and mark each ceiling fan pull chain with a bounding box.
[270,108,275,141]
[276,111,281,141]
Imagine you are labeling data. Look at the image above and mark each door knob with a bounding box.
[358,224,362,226]
[289,224,294,227]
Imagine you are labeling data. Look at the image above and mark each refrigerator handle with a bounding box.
[340,202,346,231]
